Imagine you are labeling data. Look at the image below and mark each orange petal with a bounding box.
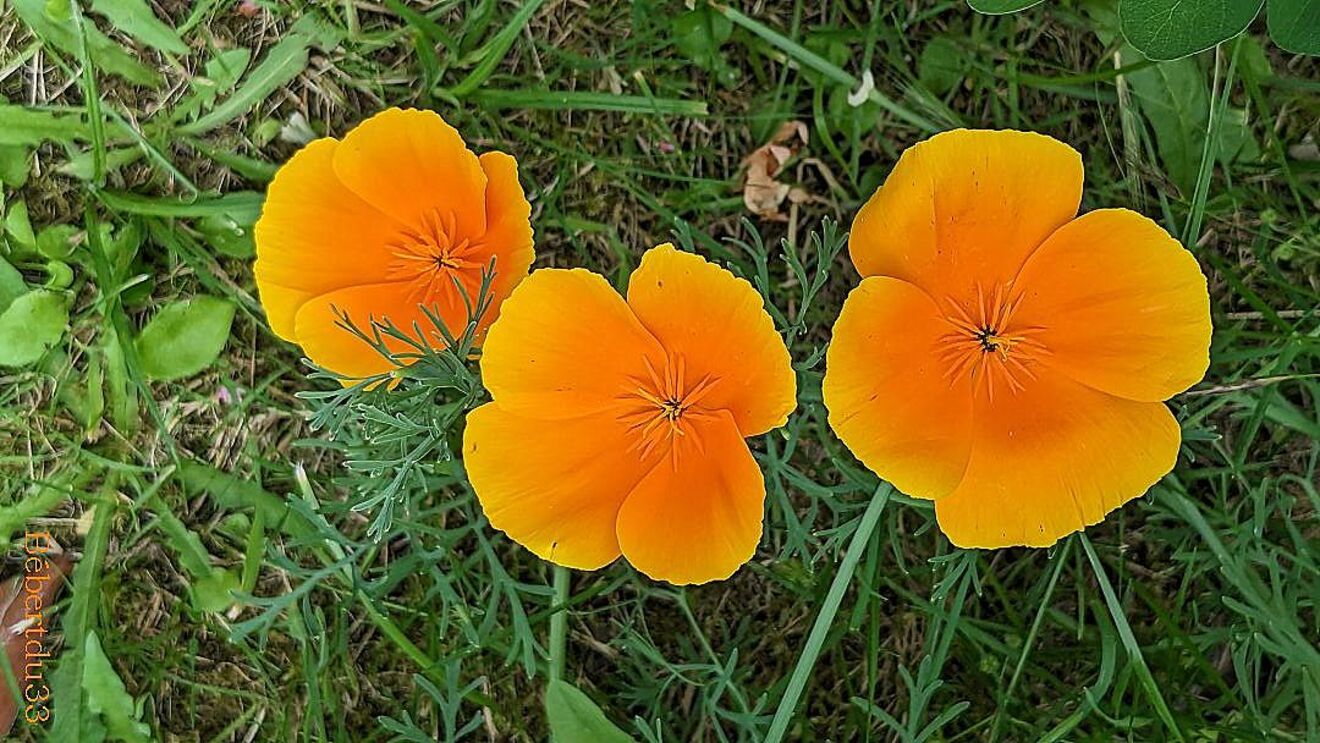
[616,411,764,585]
[292,280,467,379]
[473,151,536,326]
[464,404,655,570]
[480,268,666,419]
[935,371,1180,548]
[850,129,1083,299]
[258,284,315,342]
[1011,209,1212,402]
[332,108,489,237]
[823,276,976,499]
[626,244,796,436]
[253,138,406,336]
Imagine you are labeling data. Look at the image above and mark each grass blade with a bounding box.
[1080,534,1184,741]
[469,89,708,116]
[765,484,891,743]
[716,4,940,132]
[447,0,548,97]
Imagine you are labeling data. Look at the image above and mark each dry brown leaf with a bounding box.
[0,535,72,736]
[741,121,809,221]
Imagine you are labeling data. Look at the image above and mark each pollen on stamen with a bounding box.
[385,208,484,302]
[937,283,1048,399]
[617,354,721,464]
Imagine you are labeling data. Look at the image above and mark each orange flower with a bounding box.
[823,130,1211,549]
[463,244,796,584]
[254,108,534,379]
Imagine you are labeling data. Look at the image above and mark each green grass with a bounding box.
[1,0,1318,741]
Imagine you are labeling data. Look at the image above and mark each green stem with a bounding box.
[548,565,570,683]
[765,484,891,743]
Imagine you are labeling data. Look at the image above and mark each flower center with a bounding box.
[938,283,1048,399]
[618,354,721,466]
[386,208,483,302]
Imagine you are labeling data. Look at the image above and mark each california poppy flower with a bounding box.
[463,244,796,584]
[823,129,1211,548]
[254,108,534,379]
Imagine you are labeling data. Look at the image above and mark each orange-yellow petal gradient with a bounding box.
[480,269,666,419]
[254,138,405,338]
[626,244,796,436]
[332,108,489,235]
[475,151,536,316]
[823,277,975,499]
[1012,209,1212,402]
[464,404,657,570]
[616,411,764,585]
[849,129,1083,299]
[292,281,468,380]
[935,373,1181,548]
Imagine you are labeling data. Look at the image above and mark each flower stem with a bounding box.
[764,484,892,743]
[548,565,570,683]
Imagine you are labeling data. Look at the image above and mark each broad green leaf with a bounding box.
[0,144,31,186]
[147,496,216,579]
[184,141,278,181]
[50,503,113,743]
[0,480,65,547]
[134,295,235,380]
[106,221,144,282]
[545,680,635,743]
[673,4,733,72]
[11,0,161,86]
[1120,0,1262,60]
[59,147,145,181]
[90,0,187,54]
[147,494,238,612]
[176,460,316,539]
[190,569,241,613]
[670,4,744,86]
[4,199,37,250]
[50,660,108,743]
[0,104,88,146]
[1217,107,1260,164]
[0,289,68,366]
[206,47,253,90]
[82,632,152,743]
[1268,0,1320,54]
[37,224,81,261]
[178,15,342,135]
[171,47,253,123]
[194,48,252,107]
[59,346,106,432]
[0,255,26,312]
[919,36,972,95]
[968,0,1046,13]
[196,213,255,258]
[98,189,264,222]
[103,325,139,431]
[1237,35,1274,82]
[1126,53,1209,195]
